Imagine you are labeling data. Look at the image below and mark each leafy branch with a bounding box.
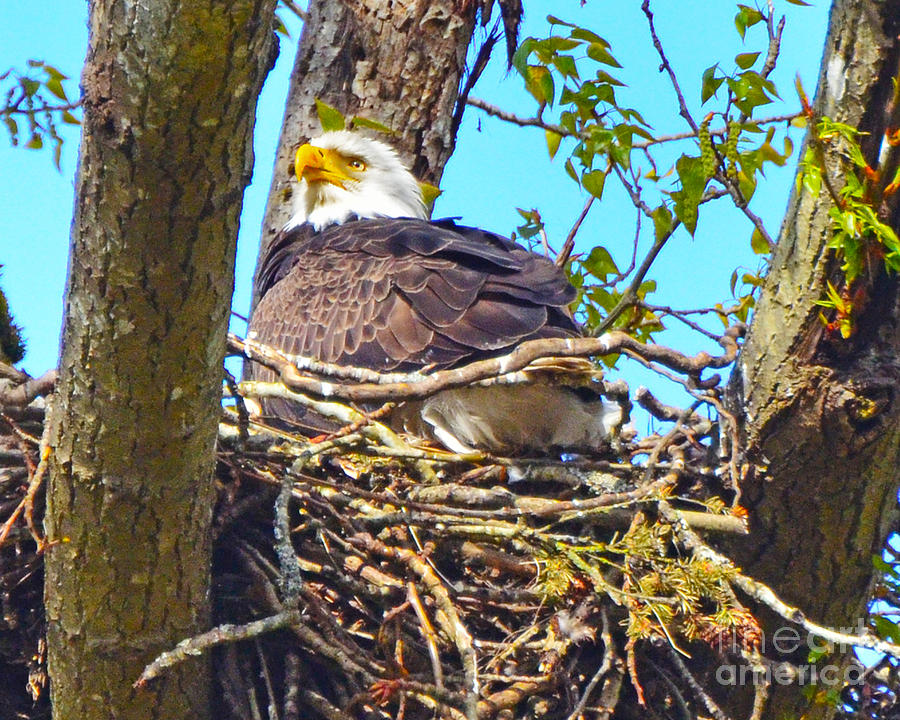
[1,60,81,168]
[795,78,900,338]
[466,1,804,356]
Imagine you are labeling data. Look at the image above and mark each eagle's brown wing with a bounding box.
[247,217,579,428]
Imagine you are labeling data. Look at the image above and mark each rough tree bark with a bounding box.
[252,0,491,306]
[726,1,900,718]
[44,2,276,718]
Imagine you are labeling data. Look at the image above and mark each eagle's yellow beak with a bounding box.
[294,143,352,188]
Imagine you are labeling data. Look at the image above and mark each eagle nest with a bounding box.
[0,342,895,720]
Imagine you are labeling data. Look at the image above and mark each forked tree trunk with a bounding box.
[725,2,900,718]
[44,2,276,718]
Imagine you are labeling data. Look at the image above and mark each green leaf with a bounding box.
[637,279,657,298]
[727,72,775,115]
[545,37,580,52]
[873,616,900,644]
[873,554,897,577]
[314,99,345,132]
[349,116,393,133]
[799,165,821,197]
[21,78,40,97]
[524,65,554,106]
[734,5,763,39]
[676,154,708,198]
[785,0,812,5]
[273,13,289,36]
[545,129,562,160]
[418,182,441,212]
[741,272,764,287]
[559,111,577,135]
[42,64,67,81]
[512,37,536,77]
[582,246,618,280]
[25,134,43,149]
[61,110,80,125]
[652,205,675,241]
[546,15,577,27]
[750,227,770,254]
[515,208,544,240]
[46,77,67,101]
[671,189,699,236]
[3,116,18,140]
[701,65,725,104]
[582,169,606,198]
[570,27,603,44]
[552,54,579,79]
[586,42,621,68]
[735,52,760,70]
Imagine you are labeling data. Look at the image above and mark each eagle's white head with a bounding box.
[285,130,428,230]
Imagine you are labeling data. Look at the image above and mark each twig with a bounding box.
[452,25,500,145]
[136,610,304,688]
[279,0,308,21]
[556,196,594,266]
[233,327,743,405]
[0,369,57,408]
[465,96,569,136]
[656,636,733,720]
[276,456,304,607]
[350,534,480,720]
[466,96,800,150]
[407,582,445,691]
[642,0,698,133]
[591,210,673,335]
[566,609,616,720]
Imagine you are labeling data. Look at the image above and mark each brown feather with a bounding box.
[247,217,581,429]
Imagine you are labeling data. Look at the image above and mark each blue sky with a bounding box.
[0,2,830,413]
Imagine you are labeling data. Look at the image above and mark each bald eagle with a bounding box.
[247,130,624,455]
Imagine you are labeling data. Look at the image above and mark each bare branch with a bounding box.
[556,196,595,267]
[641,0,698,133]
[0,369,57,408]
[232,326,743,406]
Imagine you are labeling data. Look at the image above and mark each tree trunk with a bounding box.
[44,2,276,718]
[252,0,484,307]
[726,1,900,717]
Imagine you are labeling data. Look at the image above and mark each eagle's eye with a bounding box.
[347,158,367,171]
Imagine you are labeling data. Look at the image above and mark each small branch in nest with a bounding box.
[407,581,445,691]
[0,368,56,408]
[0,410,51,548]
[136,610,304,688]
[655,636,733,720]
[349,533,480,720]
[232,326,743,405]
[566,608,619,720]
[275,460,304,606]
